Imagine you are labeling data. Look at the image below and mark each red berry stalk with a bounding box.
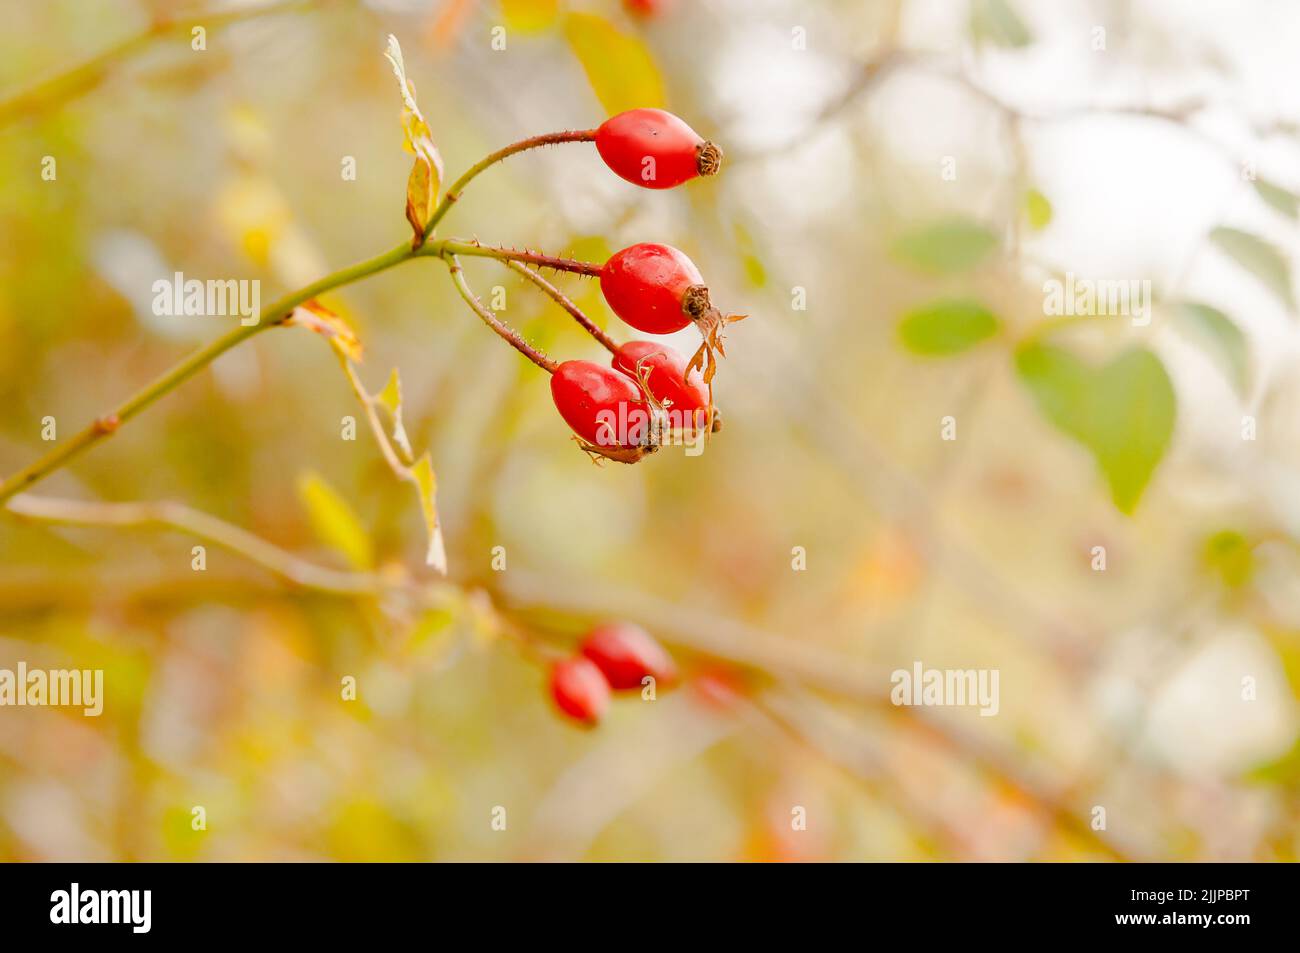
[0,82,740,500]
[506,260,619,355]
[422,112,737,461]
[422,129,599,242]
[445,254,557,372]
[547,623,678,727]
[599,243,744,424]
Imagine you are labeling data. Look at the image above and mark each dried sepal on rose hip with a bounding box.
[596,109,722,189]
[580,622,678,691]
[612,341,720,434]
[549,656,612,726]
[550,360,658,464]
[600,242,744,416]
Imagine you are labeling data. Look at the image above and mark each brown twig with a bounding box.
[443,253,559,372]
[503,259,619,354]
[6,492,396,597]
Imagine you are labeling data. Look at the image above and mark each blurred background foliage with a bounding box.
[2,0,1300,861]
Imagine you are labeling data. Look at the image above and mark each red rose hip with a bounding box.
[549,656,611,726]
[580,623,678,690]
[595,108,721,189]
[550,360,650,448]
[612,340,709,424]
[624,0,670,17]
[601,243,710,335]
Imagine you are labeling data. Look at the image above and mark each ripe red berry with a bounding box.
[549,656,611,726]
[550,360,650,448]
[612,340,708,423]
[580,623,678,690]
[595,108,721,189]
[601,243,712,335]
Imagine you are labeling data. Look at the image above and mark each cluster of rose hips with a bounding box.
[543,108,740,462]
[549,622,679,726]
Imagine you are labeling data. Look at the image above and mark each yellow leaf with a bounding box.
[376,367,414,462]
[409,453,447,573]
[501,0,559,33]
[377,367,402,416]
[563,12,665,115]
[404,146,441,245]
[286,299,363,362]
[213,176,291,267]
[297,471,374,570]
[385,35,445,242]
[399,604,459,666]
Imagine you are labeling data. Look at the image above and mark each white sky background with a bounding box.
[707,0,1300,494]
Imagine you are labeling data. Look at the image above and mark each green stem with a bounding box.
[0,123,602,503]
[0,239,414,504]
[420,130,597,241]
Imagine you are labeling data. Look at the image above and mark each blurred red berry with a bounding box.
[580,622,678,690]
[551,360,650,448]
[595,108,721,189]
[612,340,709,422]
[624,0,670,18]
[549,656,611,726]
[601,243,707,335]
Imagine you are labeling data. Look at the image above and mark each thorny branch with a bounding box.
[502,259,619,354]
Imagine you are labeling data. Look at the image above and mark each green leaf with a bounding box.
[1023,187,1053,230]
[891,219,999,275]
[1252,177,1299,220]
[1210,226,1294,308]
[410,453,446,573]
[971,0,1033,48]
[563,12,665,116]
[1174,302,1250,396]
[297,471,374,569]
[898,299,1000,355]
[1016,344,1175,514]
